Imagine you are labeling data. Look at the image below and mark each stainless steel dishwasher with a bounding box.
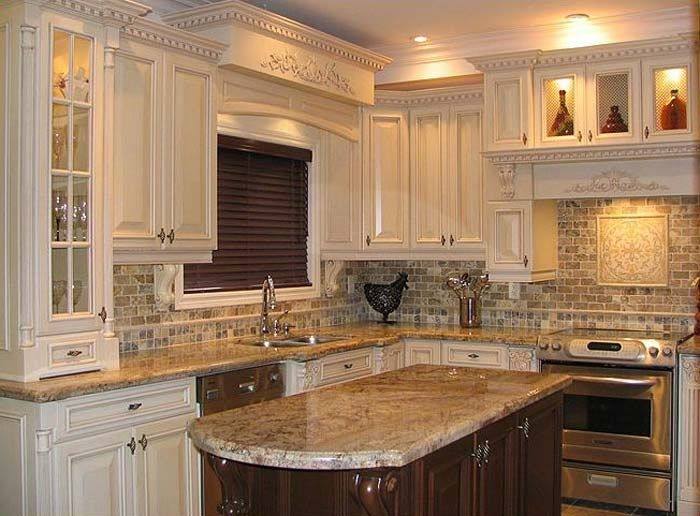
[197,363,285,516]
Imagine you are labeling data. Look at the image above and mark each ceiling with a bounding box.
[241,0,694,49]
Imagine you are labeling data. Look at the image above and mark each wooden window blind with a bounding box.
[184,135,312,294]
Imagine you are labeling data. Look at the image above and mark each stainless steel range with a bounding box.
[537,328,677,512]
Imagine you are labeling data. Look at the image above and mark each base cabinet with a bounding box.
[678,355,700,515]
[203,392,563,516]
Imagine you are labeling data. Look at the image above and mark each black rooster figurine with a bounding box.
[364,272,409,324]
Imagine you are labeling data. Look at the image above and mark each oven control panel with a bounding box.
[537,330,677,368]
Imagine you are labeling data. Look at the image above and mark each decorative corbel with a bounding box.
[497,163,516,200]
[323,260,346,298]
[154,265,179,312]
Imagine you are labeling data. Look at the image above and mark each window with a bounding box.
[183,135,312,294]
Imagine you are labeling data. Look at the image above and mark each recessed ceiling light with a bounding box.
[566,13,590,22]
[412,35,428,43]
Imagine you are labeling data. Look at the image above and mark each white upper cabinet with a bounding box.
[586,60,642,146]
[642,54,699,143]
[534,65,587,147]
[410,106,450,250]
[362,107,410,251]
[112,21,224,264]
[483,69,533,150]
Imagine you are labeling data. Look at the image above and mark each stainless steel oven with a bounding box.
[537,328,678,512]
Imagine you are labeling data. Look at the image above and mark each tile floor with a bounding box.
[562,499,670,515]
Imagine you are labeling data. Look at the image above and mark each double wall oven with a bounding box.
[538,329,677,512]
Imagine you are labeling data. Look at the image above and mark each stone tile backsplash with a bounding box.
[114,195,698,351]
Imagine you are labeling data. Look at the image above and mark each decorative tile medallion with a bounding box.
[597,214,669,287]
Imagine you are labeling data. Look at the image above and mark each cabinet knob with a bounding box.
[588,129,593,142]
[644,126,650,139]
[577,131,583,142]
[522,133,528,146]
[365,235,371,247]
[66,349,83,357]
[517,417,531,439]
[99,307,107,324]
[167,229,175,244]
[449,234,455,246]
[523,255,529,268]
[138,434,148,451]
[441,235,446,246]
[126,437,137,455]
[157,228,166,244]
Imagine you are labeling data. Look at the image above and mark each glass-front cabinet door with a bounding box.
[642,55,698,143]
[586,61,641,145]
[43,18,104,335]
[534,66,586,147]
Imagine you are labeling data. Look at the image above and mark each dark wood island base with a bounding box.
[207,393,563,516]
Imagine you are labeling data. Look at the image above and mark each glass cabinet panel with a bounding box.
[653,66,688,132]
[596,72,630,135]
[50,29,93,317]
[543,75,575,138]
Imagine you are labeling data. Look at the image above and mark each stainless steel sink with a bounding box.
[246,335,348,347]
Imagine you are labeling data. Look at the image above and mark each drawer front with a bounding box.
[317,349,374,386]
[57,378,195,440]
[404,340,441,366]
[441,342,508,369]
[49,340,97,368]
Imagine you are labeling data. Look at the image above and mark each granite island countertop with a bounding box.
[188,364,571,470]
[0,324,546,402]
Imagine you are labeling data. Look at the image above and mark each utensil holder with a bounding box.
[459,297,481,328]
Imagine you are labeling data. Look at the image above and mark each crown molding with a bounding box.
[374,84,483,106]
[161,0,391,71]
[468,50,541,72]
[484,141,700,165]
[121,16,227,60]
[38,0,152,24]
[373,6,698,69]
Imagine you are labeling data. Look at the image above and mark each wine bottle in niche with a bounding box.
[660,89,687,130]
[549,89,574,137]
[601,105,628,134]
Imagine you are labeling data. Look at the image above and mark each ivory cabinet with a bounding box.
[486,200,558,282]
[374,342,405,373]
[362,106,411,251]
[404,339,442,366]
[113,21,223,265]
[677,355,700,516]
[0,378,200,516]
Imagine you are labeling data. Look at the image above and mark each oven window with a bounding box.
[564,395,652,437]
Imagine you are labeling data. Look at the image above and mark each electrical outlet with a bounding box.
[508,283,521,300]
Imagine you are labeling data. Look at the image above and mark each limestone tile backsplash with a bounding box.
[114,195,698,352]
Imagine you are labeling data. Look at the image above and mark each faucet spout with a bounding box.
[260,275,276,336]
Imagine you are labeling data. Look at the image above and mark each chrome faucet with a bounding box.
[259,275,276,336]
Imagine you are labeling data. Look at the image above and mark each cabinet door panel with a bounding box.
[422,437,474,516]
[165,55,215,250]
[362,109,409,249]
[534,66,586,147]
[475,415,519,516]
[484,69,532,151]
[450,109,483,247]
[405,340,441,366]
[134,414,199,516]
[488,203,529,271]
[55,429,133,516]
[518,395,563,516]
[411,107,448,249]
[113,42,162,250]
[321,134,361,252]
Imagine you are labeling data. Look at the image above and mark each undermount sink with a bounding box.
[247,335,348,348]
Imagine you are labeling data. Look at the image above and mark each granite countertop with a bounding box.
[188,365,571,470]
[679,335,700,355]
[0,324,545,402]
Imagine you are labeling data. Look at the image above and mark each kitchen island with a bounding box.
[189,365,571,516]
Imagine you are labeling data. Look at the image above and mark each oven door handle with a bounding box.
[574,375,657,387]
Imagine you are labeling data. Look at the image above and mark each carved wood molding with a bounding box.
[44,0,150,25]
[375,85,483,106]
[485,141,700,165]
[121,19,227,61]
[682,358,700,385]
[154,265,179,312]
[353,470,399,516]
[303,361,321,391]
[376,345,402,373]
[469,50,541,71]
[261,50,354,94]
[162,0,391,71]
[207,455,250,515]
[564,170,669,195]
[508,349,534,371]
[323,260,346,298]
[497,164,516,200]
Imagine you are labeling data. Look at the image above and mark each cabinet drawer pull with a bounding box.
[127,437,137,455]
[157,228,166,243]
[644,126,650,139]
[467,353,480,359]
[441,235,446,246]
[517,417,531,439]
[138,434,148,451]
[523,255,529,267]
[239,381,256,394]
[449,234,454,246]
[127,402,143,411]
[577,131,583,142]
[66,349,83,357]
[99,307,107,324]
[365,235,371,247]
[167,229,175,244]
[588,129,593,142]
[344,363,354,370]
[522,133,528,146]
